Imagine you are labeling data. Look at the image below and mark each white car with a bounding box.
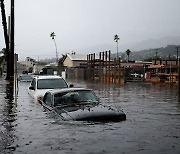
[28,75,73,100]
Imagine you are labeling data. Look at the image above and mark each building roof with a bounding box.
[148,64,164,69]
[67,53,87,61]
[26,57,36,61]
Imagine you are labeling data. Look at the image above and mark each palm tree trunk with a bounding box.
[0,0,10,80]
[10,0,14,79]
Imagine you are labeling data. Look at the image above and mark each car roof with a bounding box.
[47,88,92,95]
[33,75,63,80]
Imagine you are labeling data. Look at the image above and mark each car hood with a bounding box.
[54,104,126,122]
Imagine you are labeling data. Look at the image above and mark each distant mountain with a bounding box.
[119,45,179,61]
[59,36,180,61]
[112,36,180,61]
[79,36,180,57]
[124,36,180,52]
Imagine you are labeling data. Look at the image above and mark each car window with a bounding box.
[44,93,52,106]
[37,79,68,89]
[19,75,32,80]
[22,75,32,80]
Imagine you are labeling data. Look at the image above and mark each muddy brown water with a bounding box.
[0,76,180,154]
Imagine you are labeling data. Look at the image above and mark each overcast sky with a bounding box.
[0,0,180,60]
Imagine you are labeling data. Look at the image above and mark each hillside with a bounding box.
[118,45,179,61]
[80,36,180,61]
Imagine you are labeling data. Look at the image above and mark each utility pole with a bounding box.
[10,0,14,80]
[155,48,158,59]
[176,46,179,60]
[154,48,159,65]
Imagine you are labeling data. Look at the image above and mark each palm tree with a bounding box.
[126,49,131,62]
[50,32,56,39]
[50,32,58,64]
[0,0,10,79]
[0,48,7,74]
[114,34,120,59]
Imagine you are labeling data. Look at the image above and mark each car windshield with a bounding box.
[37,79,68,89]
[54,90,98,106]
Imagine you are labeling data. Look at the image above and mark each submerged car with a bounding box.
[39,88,126,122]
[28,75,73,100]
[17,74,33,82]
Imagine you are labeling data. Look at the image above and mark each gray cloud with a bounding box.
[1,0,180,60]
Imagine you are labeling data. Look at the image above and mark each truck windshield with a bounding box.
[37,79,68,89]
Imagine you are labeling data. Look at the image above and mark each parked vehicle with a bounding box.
[17,74,33,82]
[125,73,144,82]
[39,88,126,122]
[28,75,73,100]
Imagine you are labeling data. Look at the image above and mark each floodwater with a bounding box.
[0,76,180,154]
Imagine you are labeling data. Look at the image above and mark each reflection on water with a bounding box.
[0,77,17,152]
[0,77,180,154]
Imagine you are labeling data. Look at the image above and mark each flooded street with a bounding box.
[0,76,180,154]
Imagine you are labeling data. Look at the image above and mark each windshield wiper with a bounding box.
[76,100,99,105]
[54,103,78,109]
[54,101,98,108]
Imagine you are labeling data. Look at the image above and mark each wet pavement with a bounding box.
[0,75,180,154]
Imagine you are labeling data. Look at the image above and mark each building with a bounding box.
[146,59,178,84]
[18,57,36,72]
[25,57,36,69]
[62,53,87,80]
[63,53,87,68]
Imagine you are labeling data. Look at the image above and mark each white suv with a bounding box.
[28,75,73,100]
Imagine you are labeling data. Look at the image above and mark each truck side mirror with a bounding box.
[69,84,74,88]
[29,86,35,90]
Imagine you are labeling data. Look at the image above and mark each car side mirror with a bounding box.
[69,84,74,88]
[29,86,35,90]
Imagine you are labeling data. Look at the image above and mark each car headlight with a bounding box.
[37,95,43,101]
